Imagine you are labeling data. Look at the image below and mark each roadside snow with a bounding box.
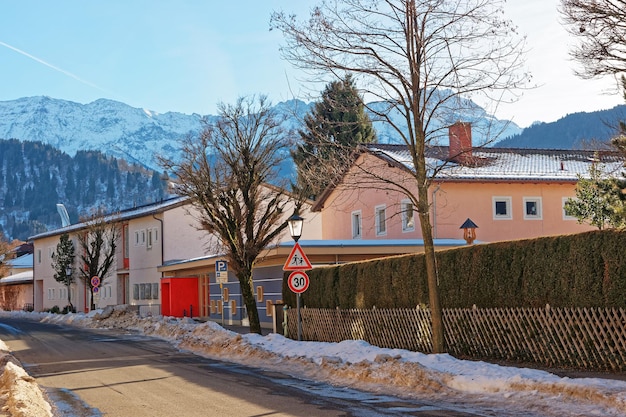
[1,307,625,417]
[0,339,53,417]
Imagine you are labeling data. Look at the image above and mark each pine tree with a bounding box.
[564,160,626,229]
[293,74,376,199]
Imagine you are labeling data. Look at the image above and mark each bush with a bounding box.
[284,230,626,309]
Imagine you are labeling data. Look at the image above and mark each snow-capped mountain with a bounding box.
[0,96,205,169]
[0,96,520,171]
[0,97,317,170]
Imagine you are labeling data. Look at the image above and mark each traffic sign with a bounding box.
[90,276,100,287]
[283,242,312,271]
[92,286,100,293]
[215,260,228,284]
[288,271,309,294]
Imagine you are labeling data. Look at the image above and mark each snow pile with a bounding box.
[0,341,52,417]
[2,308,626,417]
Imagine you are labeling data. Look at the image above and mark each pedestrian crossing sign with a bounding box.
[283,242,312,271]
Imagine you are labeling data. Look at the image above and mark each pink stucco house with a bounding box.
[312,122,624,243]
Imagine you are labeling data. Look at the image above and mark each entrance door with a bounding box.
[118,274,129,304]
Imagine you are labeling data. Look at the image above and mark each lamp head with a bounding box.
[287,214,304,242]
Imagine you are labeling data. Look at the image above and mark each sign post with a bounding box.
[215,261,228,326]
[283,244,312,341]
[90,276,100,309]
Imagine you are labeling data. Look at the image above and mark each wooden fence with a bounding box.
[285,306,626,371]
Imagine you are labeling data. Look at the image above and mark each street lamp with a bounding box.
[460,218,478,244]
[287,213,304,341]
[287,214,304,242]
[65,266,73,313]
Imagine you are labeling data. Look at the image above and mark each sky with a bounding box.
[0,0,623,129]
[1,309,626,416]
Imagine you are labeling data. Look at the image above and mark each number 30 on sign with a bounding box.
[288,271,309,294]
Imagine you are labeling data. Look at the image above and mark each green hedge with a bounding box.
[283,230,626,309]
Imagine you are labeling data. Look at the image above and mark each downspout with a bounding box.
[431,184,441,239]
[153,213,164,316]
[152,214,164,267]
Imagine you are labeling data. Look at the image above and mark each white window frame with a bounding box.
[523,197,542,220]
[351,210,362,239]
[375,205,387,236]
[147,228,153,249]
[493,196,512,220]
[134,231,140,246]
[401,200,415,232]
[562,197,578,220]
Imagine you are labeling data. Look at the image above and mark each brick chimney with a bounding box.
[448,122,472,164]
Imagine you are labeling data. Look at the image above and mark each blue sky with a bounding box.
[0,0,623,128]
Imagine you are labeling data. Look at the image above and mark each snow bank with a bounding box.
[2,308,626,417]
[0,349,52,417]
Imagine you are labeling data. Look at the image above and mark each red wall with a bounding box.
[161,277,199,318]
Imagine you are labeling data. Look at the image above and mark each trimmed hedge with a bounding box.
[283,230,626,309]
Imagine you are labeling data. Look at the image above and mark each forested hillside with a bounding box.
[0,139,169,240]
[497,105,626,149]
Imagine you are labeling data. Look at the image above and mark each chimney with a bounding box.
[449,122,472,164]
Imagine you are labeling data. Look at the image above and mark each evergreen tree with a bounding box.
[565,160,626,229]
[293,74,376,199]
[51,233,76,310]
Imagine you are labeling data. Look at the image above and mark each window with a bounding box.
[37,249,42,264]
[147,228,153,249]
[351,211,362,239]
[523,197,542,220]
[134,231,140,246]
[402,200,415,232]
[151,283,159,300]
[562,197,577,220]
[375,205,387,236]
[493,197,512,220]
[124,224,129,258]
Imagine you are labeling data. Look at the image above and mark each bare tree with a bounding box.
[160,95,302,334]
[77,211,119,310]
[0,233,17,278]
[271,0,528,353]
[560,0,626,80]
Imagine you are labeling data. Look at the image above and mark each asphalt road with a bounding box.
[0,317,487,417]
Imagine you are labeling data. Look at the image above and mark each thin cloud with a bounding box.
[0,40,114,96]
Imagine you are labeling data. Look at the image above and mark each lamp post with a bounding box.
[65,266,73,312]
[287,214,304,340]
[460,218,478,244]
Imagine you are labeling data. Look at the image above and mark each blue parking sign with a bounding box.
[216,260,228,283]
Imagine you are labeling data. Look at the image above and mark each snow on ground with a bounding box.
[0,339,53,417]
[1,306,626,417]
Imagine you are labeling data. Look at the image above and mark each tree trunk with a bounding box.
[238,272,262,334]
[90,287,95,311]
[417,183,445,354]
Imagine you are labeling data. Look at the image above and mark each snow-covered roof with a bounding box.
[0,270,33,284]
[367,144,625,182]
[6,254,33,269]
[29,196,189,240]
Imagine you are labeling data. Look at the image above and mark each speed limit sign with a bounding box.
[288,271,309,294]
